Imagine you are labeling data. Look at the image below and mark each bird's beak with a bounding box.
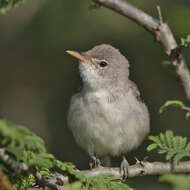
[66,50,95,66]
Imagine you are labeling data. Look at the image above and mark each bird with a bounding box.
[66,44,150,177]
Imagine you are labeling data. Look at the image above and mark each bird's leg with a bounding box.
[120,154,129,180]
[89,155,102,169]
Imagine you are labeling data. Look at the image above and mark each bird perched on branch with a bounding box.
[66,44,150,178]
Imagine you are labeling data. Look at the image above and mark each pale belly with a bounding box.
[68,90,150,157]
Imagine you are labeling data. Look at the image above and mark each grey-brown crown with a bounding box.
[83,44,129,66]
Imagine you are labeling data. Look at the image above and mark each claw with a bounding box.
[90,156,102,169]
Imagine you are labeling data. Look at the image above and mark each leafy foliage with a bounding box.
[64,175,133,190]
[54,160,86,182]
[147,130,190,165]
[12,174,35,190]
[160,174,190,190]
[159,100,185,114]
[0,120,85,188]
[181,35,190,48]
[0,120,53,168]
[0,0,27,14]
[0,120,132,190]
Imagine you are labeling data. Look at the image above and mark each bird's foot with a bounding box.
[89,156,102,169]
[120,155,129,180]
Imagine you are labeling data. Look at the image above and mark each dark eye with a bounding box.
[99,61,108,67]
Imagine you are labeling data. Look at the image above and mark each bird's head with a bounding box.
[66,44,130,91]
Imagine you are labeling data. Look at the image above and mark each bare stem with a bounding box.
[156,5,163,24]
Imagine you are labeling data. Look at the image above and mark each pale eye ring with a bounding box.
[99,61,108,67]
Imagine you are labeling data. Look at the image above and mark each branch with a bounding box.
[31,161,190,185]
[82,161,190,178]
[1,147,190,188]
[0,148,64,190]
[29,166,63,190]
[93,0,190,101]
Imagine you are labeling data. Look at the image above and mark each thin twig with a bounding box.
[156,5,163,24]
[93,0,190,101]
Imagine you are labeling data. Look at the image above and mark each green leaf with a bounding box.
[148,135,164,149]
[147,130,190,165]
[148,136,162,147]
[24,135,46,153]
[185,143,190,152]
[146,143,158,151]
[165,130,174,148]
[27,152,55,168]
[159,100,185,114]
[173,150,190,165]
[173,137,181,151]
[166,150,177,161]
[158,149,167,154]
[160,133,167,147]
[181,35,190,48]
[6,145,24,160]
[53,160,86,182]
[179,137,187,150]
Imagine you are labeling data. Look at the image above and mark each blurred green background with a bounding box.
[0,0,190,189]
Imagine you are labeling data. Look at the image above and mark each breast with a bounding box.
[67,90,150,157]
